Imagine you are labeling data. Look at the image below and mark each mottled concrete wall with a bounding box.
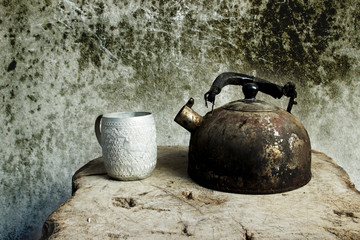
[1,0,359,238]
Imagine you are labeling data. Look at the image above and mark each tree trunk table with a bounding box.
[41,146,360,239]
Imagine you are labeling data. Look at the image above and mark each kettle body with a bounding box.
[175,72,311,194]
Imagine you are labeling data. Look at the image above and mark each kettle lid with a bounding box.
[222,82,279,112]
[222,99,279,112]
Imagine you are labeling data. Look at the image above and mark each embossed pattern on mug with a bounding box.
[102,116,157,180]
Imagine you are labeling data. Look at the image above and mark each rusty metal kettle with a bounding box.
[174,72,311,194]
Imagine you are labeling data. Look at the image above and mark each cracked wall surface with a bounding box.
[1,0,360,238]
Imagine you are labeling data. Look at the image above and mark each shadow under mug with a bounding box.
[95,112,157,180]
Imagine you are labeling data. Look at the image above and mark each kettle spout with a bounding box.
[174,98,203,133]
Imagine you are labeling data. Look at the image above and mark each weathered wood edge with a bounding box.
[71,156,106,195]
[311,149,360,194]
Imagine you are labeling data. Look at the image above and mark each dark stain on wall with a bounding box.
[71,0,358,88]
[76,31,102,70]
[7,60,17,71]
[241,0,354,84]
[5,104,14,123]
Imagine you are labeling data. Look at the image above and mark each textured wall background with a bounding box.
[1,0,359,238]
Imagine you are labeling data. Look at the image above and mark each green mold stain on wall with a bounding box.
[243,0,354,85]
[72,0,359,93]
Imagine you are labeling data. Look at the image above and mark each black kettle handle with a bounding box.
[204,72,297,113]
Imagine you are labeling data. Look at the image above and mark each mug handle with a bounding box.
[95,114,103,146]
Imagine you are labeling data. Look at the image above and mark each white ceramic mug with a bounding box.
[95,112,157,180]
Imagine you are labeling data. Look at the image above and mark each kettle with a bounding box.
[174,72,311,194]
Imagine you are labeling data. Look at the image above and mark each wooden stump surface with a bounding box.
[42,146,360,239]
